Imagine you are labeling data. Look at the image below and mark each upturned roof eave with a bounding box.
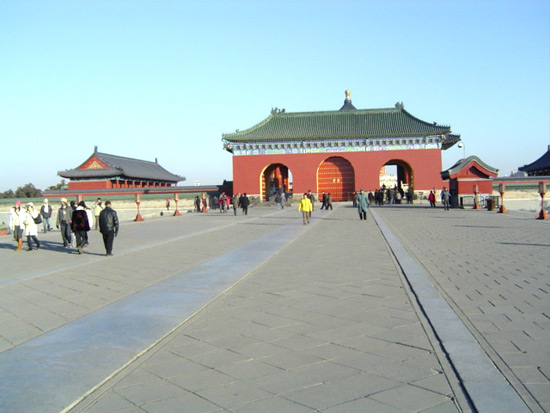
[223,131,450,143]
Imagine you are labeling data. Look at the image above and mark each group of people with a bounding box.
[8,197,119,255]
[193,192,250,216]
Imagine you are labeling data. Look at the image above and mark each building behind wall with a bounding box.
[222,91,460,201]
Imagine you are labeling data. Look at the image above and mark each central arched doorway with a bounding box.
[317,156,355,201]
[379,159,413,192]
[262,164,292,201]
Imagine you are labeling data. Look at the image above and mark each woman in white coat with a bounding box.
[9,200,26,251]
[24,202,41,251]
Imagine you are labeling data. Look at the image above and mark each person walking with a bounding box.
[40,199,53,232]
[99,200,119,256]
[9,200,26,251]
[93,198,103,230]
[298,193,313,224]
[428,190,436,207]
[56,198,73,248]
[24,202,41,251]
[71,201,91,254]
[232,193,239,216]
[194,195,201,212]
[326,192,333,210]
[306,190,315,218]
[441,187,451,211]
[219,193,228,213]
[356,188,369,220]
[165,198,170,211]
[320,192,327,210]
[239,193,250,215]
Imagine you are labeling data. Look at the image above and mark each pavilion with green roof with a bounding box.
[223,91,460,201]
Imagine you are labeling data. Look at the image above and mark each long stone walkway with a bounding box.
[0,202,547,412]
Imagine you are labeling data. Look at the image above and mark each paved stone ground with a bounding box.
[0,203,547,412]
[63,205,461,413]
[373,205,550,412]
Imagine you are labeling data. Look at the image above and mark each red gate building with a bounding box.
[222,91,460,201]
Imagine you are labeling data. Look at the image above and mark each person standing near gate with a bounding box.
[356,189,369,221]
[99,200,119,256]
[441,187,451,211]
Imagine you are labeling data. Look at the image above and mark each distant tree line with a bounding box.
[0,180,66,199]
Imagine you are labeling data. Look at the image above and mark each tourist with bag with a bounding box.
[24,202,41,251]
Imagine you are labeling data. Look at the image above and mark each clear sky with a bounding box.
[1,0,549,192]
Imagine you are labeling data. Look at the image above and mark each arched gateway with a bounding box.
[261,163,290,201]
[223,91,460,199]
[317,157,355,201]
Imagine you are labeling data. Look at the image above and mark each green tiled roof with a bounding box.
[222,107,452,142]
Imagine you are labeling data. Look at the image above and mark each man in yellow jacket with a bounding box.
[298,193,313,225]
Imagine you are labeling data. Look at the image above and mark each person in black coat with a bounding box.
[99,201,119,256]
[238,193,250,215]
[71,201,91,254]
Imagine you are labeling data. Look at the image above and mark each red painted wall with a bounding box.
[68,181,111,190]
[232,149,444,196]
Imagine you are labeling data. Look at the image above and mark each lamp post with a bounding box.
[458,141,465,159]
[173,193,181,216]
[536,181,549,220]
[497,183,508,213]
[134,193,144,221]
[473,184,480,209]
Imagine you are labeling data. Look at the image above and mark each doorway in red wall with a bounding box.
[262,164,292,201]
[317,156,355,201]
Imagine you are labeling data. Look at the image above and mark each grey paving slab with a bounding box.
[0,210,311,413]
[4,203,541,412]
[66,205,462,413]
[372,205,549,412]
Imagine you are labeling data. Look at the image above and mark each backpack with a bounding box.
[33,214,43,224]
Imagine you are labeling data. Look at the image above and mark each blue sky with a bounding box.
[1,0,549,192]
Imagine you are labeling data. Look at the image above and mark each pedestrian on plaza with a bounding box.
[306,190,315,218]
[99,200,119,256]
[71,201,91,254]
[298,193,313,224]
[232,193,240,216]
[24,202,41,251]
[441,187,451,211]
[280,191,286,209]
[326,192,333,210]
[356,188,369,220]
[201,193,208,212]
[9,200,26,251]
[428,190,436,207]
[194,195,201,212]
[165,198,170,211]
[239,193,250,215]
[352,191,357,207]
[93,198,103,230]
[56,198,73,248]
[320,192,327,210]
[395,190,402,204]
[219,193,228,213]
[406,188,413,204]
[40,199,53,233]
